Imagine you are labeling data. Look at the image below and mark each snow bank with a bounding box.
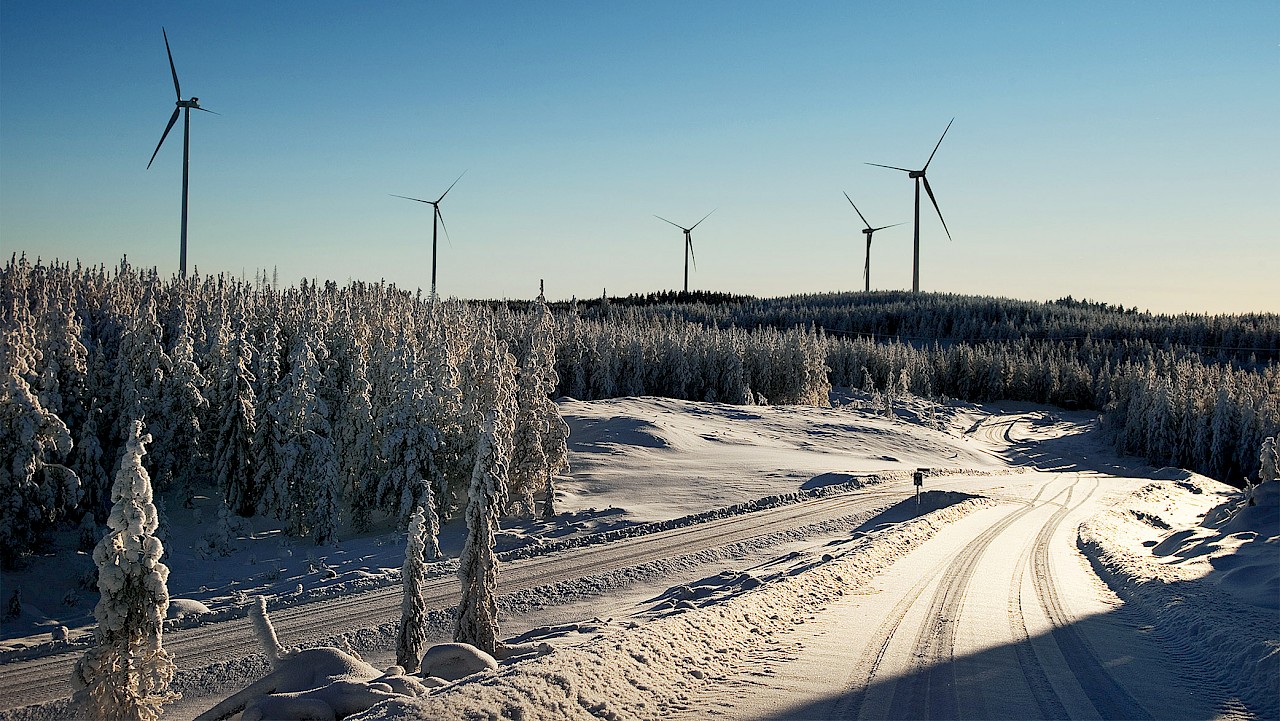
[348,494,992,720]
[1078,477,1280,719]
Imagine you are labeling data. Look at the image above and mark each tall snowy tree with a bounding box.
[212,327,257,517]
[0,329,80,566]
[72,420,178,721]
[396,506,429,672]
[1259,436,1278,483]
[374,340,442,529]
[454,336,516,656]
[153,319,208,498]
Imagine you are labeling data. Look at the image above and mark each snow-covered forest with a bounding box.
[2,255,1276,572]
[546,291,1279,485]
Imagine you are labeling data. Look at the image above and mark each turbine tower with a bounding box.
[655,209,714,294]
[843,192,903,293]
[147,28,216,278]
[866,118,954,292]
[391,170,466,300]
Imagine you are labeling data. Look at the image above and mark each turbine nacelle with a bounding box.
[908,170,926,179]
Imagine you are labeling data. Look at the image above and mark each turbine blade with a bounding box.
[871,222,906,232]
[864,251,870,286]
[147,108,181,169]
[923,117,955,171]
[921,177,952,241]
[865,162,914,173]
[436,206,453,247]
[162,28,181,100]
[689,208,716,230]
[843,191,871,229]
[193,106,220,115]
[436,170,467,203]
[654,215,686,231]
[688,236,697,270]
[390,194,434,204]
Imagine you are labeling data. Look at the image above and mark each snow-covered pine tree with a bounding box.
[73,401,110,519]
[72,420,178,721]
[259,329,339,541]
[1260,436,1278,483]
[110,291,170,483]
[0,328,81,566]
[334,345,375,530]
[374,340,442,529]
[212,326,257,517]
[396,506,429,672]
[454,336,517,656]
[153,318,208,498]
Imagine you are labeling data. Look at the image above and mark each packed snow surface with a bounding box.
[2,393,1275,720]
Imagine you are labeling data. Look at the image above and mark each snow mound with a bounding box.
[166,599,212,619]
[195,646,390,721]
[420,643,498,681]
[1078,477,1279,719]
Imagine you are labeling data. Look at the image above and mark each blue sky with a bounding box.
[2,1,1276,313]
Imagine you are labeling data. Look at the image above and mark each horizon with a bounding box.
[2,2,1277,315]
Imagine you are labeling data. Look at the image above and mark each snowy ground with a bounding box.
[1,391,1275,720]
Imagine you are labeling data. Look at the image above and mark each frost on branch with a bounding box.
[72,419,178,721]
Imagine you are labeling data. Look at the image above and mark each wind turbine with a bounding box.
[866,118,954,292]
[147,28,216,278]
[391,171,466,300]
[654,209,714,294]
[843,192,904,293]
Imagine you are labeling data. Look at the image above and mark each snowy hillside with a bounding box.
[2,392,1275,720]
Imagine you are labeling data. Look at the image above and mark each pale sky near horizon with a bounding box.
[1,2,1276,314]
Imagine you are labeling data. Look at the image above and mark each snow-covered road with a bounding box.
[0,483,909,713]
[694,470,1240,720]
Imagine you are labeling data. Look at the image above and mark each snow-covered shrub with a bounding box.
[72,419,178,721]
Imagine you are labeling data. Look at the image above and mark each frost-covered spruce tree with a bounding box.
[374,340,442,529]
[454,337,517,656]
[212,328,256,517]
[1,329,81,567]
[153,319,208,497]
[509,316,553,516]
[72,420,178,721]
[110,292,170,480]
[259,329,338,541]
[396,506,429,672]
[1259,437,1278,483]
[511,296,570,519]
[334,348,374,530]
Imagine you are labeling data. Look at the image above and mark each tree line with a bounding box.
[4,256,1276,570]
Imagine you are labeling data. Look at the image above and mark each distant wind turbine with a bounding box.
[866,118,954,292]
[843,192,904,293]
[654,209,715,293]
[391,170,466,300]
[147,28,217,278]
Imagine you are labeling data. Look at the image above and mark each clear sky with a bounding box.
[1,1,1276,314]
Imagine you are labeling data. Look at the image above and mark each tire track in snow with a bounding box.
[833,481,1062,720]
[1006,477,1081,721]
[1022,475,1151,720]
[883,479,1078,720]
